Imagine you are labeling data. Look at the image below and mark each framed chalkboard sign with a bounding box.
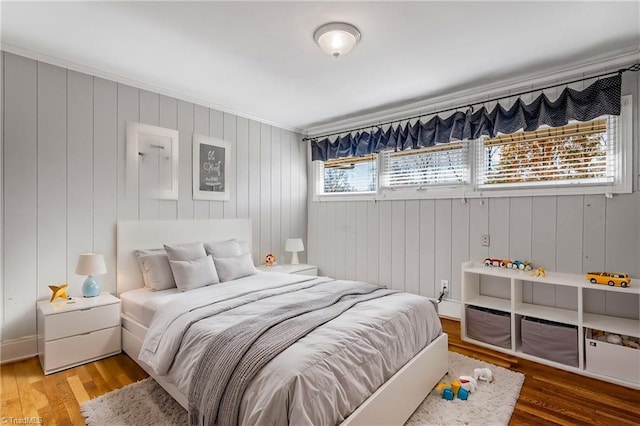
[192,135,231,201]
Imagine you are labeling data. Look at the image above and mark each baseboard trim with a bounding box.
[438,299,461,320]
[1,335,37,364]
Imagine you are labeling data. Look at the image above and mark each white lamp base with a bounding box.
[290,252,300,265]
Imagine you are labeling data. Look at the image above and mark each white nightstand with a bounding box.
[258,263,318,276]
[37,293,121,375]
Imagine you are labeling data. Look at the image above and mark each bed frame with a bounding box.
[116,219,448,425]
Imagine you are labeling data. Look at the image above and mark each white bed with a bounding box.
[117,219,448,425]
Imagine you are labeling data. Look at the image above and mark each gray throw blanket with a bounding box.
[188,282,397,426]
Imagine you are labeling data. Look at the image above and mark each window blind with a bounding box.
[381,142,469,189]
[318,154,377,193]
[477,117,616,188]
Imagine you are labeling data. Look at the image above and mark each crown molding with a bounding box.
[1,43,304,135]
[4,43,637,140]
[305,49,640,138]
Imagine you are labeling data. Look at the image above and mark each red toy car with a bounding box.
[484,258,508,268]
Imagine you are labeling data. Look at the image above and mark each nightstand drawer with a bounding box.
[46,302,120,341]
[43,326,120,373]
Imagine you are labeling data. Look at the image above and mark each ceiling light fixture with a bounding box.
[313,22,361,58]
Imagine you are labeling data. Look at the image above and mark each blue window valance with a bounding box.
[311,74,622,162]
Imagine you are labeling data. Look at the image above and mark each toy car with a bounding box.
[484,258,507,267]
[521,261,533,271]
[508,260,533,271]
[585,272,631,288]
[484,258,497,267]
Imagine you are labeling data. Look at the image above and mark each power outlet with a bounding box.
[440,279,449,295]
[481,234,490,247]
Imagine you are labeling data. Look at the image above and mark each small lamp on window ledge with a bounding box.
[76,253,107,298]
[285,238,304,265]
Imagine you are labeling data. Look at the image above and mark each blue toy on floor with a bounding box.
[437,381,470,400]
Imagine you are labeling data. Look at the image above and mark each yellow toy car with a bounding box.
[585,272,631,288]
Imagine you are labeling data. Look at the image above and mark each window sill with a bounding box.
[378,187,469,201]
[313,184,631,202]
[314,192,376,202]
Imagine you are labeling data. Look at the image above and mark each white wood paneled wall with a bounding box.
[1,52,308,342]
[308,67,640,317]
[308,194,640,308]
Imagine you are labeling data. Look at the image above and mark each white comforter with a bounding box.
[139,272,442,425]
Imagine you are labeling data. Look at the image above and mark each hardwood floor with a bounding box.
[1,319,638,425]
[1,353,148,425]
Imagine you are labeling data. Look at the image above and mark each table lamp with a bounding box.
[285,238,304,265]
[76,253,107,297]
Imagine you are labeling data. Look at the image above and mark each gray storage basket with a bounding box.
[465,305,511,349]
[521,316,578,367]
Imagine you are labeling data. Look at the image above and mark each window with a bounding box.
[477,117,617,189]
[380,142,470,189]
[316,154,377,194]
[313,95,631,199]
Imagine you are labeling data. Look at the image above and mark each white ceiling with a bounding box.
[2,1,639,133]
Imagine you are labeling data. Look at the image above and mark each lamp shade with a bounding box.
[313,22,361,58]
[75,253,107,276]
[285,239,304,265]
[76,253,106,298]
[285,238,304,253]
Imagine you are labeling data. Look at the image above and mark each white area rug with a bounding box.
[405,352,524,425]
[81,352,523,426]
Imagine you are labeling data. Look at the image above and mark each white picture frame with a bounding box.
[193,134,231,201]
[126,122,179,200]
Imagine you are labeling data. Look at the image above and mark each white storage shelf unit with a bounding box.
[461,261,640,389]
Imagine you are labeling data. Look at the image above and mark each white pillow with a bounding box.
[238,240,250,255]
[204,239,242,258]
[169,255,219,292]
[135,249,176,291]
[214,253,258,282]
[164,242,207,261]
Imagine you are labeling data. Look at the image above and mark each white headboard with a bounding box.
[116,219,252,296]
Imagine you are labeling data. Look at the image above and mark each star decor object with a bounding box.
[48,284,69,302]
